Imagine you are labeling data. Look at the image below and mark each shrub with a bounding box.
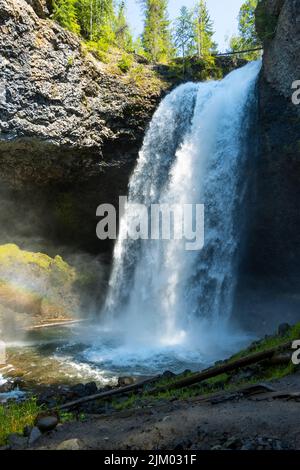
[118,54,134,73]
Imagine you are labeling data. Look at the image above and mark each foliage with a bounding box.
[193,0,216,57]
[0,244,73,276]
[118,53,134,73]
[0,398,42,446]
[172,1,216,75]
[75,0,115,41]
[255,0,279,42]
[173,6,194,61]
[114,1,133,52]
[229,0,262,60]
[52,0,80,34]
[52,0,134,57]
[140,0,173,63]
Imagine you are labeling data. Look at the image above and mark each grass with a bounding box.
[229,322,300,361]
[0,398,42,446]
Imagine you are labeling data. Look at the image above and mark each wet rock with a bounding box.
[70,384,87,398]
[0,382,14,393]
[229,368,254,384]
[118,377,135,387]
[36,416,58,433]
[224,437,242,450]
[7,433,28,450]
[241,440,255,451]
[278,323,291,337]
[84,382,98,395]
[247,0,300,290]
[56,438,82,450]
[162,371,176,379]
[28,427,42,446]
[23,425,33,437]
[210,444,223,451]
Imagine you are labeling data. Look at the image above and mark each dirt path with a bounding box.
[31,371,300,450]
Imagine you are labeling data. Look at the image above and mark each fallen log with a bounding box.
[56,341,292,410]
[56,375,161,411]
[148,341,292,395]
[264,352,291,366]
[25,319,86,331]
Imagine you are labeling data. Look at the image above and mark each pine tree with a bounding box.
[140,0,173,63]
[114,1,133,51]
[229,0,261,59]
[173,6,194,60]
[52,0,80,34]
[194,0,216,58]
[76,0,115,42]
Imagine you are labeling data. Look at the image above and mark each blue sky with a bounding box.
[125,0,245,52]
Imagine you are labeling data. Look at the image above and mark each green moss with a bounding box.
[0,244,73,277]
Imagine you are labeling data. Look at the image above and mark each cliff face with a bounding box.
[247,0,300,285]
[0,0,167,253]
[237,0,300,332]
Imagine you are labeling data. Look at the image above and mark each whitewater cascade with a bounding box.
[103,61,261,361]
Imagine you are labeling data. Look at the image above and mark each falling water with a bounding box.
[96,61,261,369]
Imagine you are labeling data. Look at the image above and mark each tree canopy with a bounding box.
[229,0,262,59]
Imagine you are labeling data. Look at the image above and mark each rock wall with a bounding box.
[236,0,300,333]
[247,0,300,285]
[0,0,167,254]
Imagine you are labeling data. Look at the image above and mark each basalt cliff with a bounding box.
[0,0,168,254]
[237,0,300,331]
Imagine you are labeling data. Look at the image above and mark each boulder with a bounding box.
[28,426,42,445]
[36,415,58,433]
[56,438,82,450]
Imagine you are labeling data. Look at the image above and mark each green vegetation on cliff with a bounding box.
[0,244,80,325]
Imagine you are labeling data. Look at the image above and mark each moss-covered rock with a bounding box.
[0,244,80,331]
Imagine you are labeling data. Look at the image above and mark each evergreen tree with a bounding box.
[114,1,133,51]
[173,6,194,60]
[52,0,80,34]
[76,0,115,42]
[194,0,216,58]
[140,0,173,63]
[229,0,261,59]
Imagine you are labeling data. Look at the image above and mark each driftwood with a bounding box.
[25,319,85,331]
[57,341,292,411]
[148,341,292,395]
[57,375,161,411]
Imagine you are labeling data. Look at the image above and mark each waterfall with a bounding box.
[101,61,261,365]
